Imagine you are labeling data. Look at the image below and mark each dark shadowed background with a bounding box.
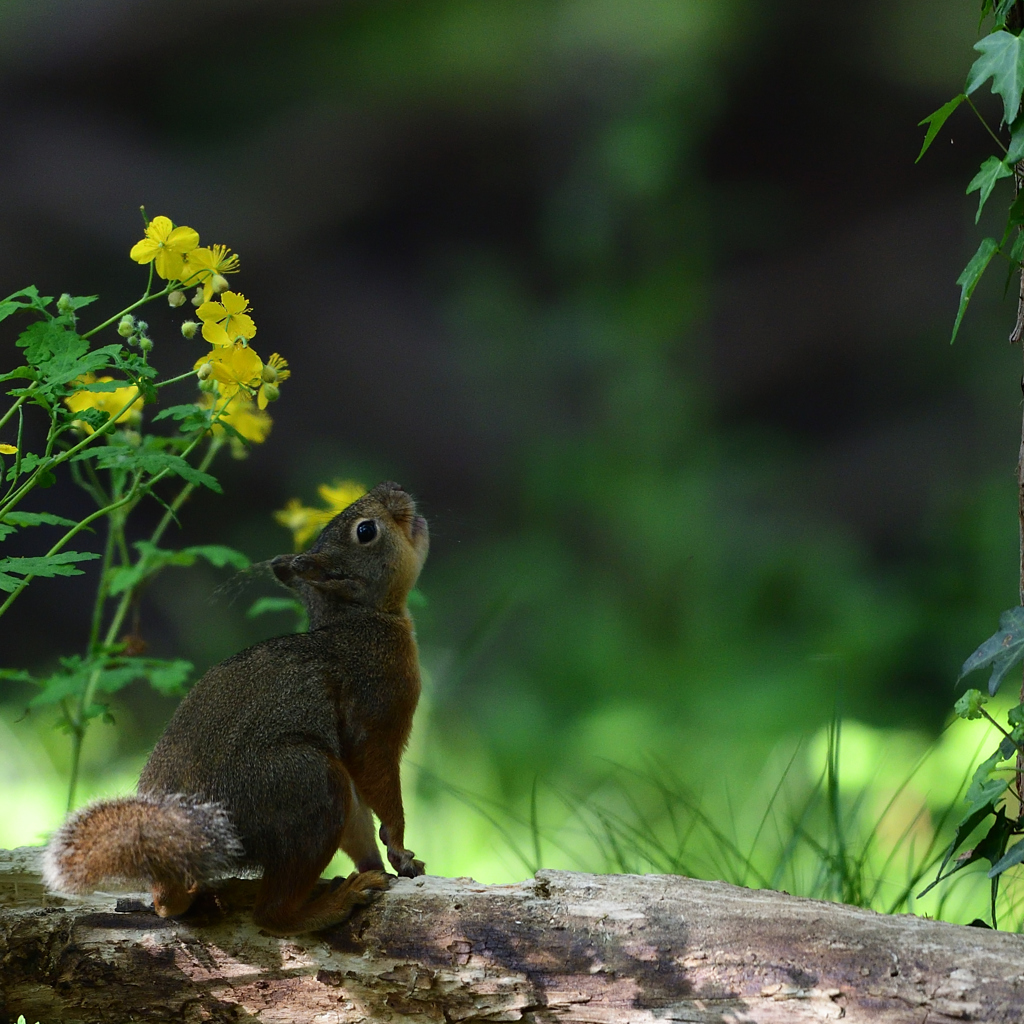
[0,0,1018,889]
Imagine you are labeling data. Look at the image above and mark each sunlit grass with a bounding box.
[4,693,1021,929]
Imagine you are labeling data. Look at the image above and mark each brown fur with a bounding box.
[43,481,428,933]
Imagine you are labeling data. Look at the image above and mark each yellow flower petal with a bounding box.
[220,291,249,316]
[318,480,367,511]
[196,300,226,323]
[129,238,160,264]
[0,443,17,455]
[165,225,199,252]
[153,248,186,281]
[146,216,174,242]
[201,321,233,347]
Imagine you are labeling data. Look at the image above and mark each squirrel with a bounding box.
[42,480,429,935]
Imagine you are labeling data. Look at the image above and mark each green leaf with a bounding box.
[0,286,51,323]
[988,837,1024,877]
[0,550,100,591]
[15,321,84,368]
[29,655,193,706]
[247,595,309,633]
[965,747,1010,814]
[919,802,998,896]
[952,237,1000,343]
[967,30,1024,124]
[994,0,1018,30]
[0,511,80,542]
[107,541,249,596]
[916,94,966,162]
[76,443,221,492]
[967,156,1014,222]
[960,605,1024,694]
[63,295,98,311]
[954,688,989,719]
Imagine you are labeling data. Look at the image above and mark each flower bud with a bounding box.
[167,290,186,307]
[196,361,214,381]
[199,377,218,393]
[139,337,154,353]
[260,383,280,404]
[181,320,199,339]
[117,315,136,338]
[211,273,229,294]
[191,288,204,306]
[57,293,74,314]
[136,320,148,334]
[121,427,143,446]
[261,364,278,384]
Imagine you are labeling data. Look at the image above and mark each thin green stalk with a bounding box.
[0,388,145,521]
[965,95,1009,154]
[64,433,222,809]
[80,283,174,340]
[0,389,31,434]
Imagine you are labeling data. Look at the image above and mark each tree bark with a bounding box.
[2,847,1024,1023]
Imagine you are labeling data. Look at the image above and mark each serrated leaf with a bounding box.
[952,237,1000,343]
[960,605,1024,694]
[107,541,249,596]
[917,94,966,162]
[2,511,78,528]
[75,444,221,492]
[955,688,988,719]
[967,156,1014,222]
[28,655,193,706]
[0,550,100,591]
[0,286,51,324]
[63,295,98,311]
[967,30,1024,124]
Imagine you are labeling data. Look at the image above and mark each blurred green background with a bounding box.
[1,0,1021,918]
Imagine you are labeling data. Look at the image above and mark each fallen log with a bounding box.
[1,846,1023,1022]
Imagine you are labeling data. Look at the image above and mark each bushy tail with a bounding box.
[43,793,243,895]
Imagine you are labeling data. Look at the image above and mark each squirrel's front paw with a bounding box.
[388,848,425,878]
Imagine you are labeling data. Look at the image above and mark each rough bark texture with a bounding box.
[2,847,1024,1023]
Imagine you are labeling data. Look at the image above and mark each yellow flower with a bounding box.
[318,480,366,511]
[129,216,199,281]
[196,291,257,347]
[257,352,290,409]
[274,480,366,550]
[180,244,240,302]
[64,375,140,433]
[0,443,17,455]
[194,342,263,399]
[200,393,272,451]
[273,499,334,551]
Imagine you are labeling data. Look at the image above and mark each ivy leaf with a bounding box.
[994,0,1018,29]
[967,156,1014,223]
[960,605,1024,694]
[952,237,1000,343]
[919,803,999,897]
[954,688,989,720]
[967,30,1024,124]
[916,94,966,162]
[0,550,100,591]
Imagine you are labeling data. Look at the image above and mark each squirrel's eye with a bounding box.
[355,520,378,544]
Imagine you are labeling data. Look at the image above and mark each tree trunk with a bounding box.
[2,847,1023,1023]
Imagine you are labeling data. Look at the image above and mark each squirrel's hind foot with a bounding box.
[253,868,389,935]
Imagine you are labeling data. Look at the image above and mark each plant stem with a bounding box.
[0,390,31,434]
[81,284,174,340]
[64,434,222,809]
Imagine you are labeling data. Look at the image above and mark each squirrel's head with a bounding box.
[271,481,429,620]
